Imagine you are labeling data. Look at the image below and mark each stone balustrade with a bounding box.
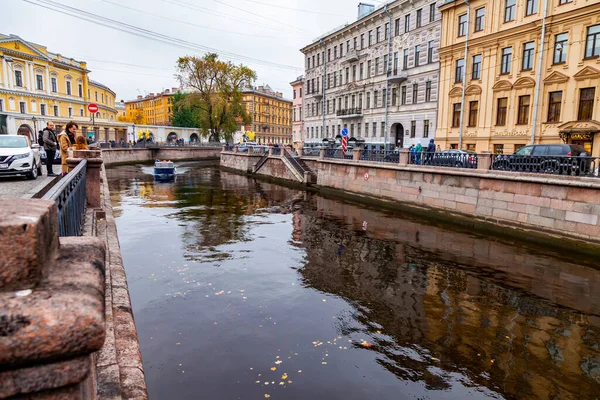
[0,199,106,399]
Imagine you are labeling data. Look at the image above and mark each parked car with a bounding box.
[39,147,62,165]
[493,144,590,175]
[0,135,43,180]
[429,150,478,168]
[303,147,321,156]
[237,142,267,153]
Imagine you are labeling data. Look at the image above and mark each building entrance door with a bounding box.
[394,124,404,148]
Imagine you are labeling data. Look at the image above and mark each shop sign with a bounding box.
[494,131,528,137]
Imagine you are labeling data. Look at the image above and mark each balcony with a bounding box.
[336,108,363,119]
[388,69,408,84]
[344,49,361,63]
[311,90,323,100]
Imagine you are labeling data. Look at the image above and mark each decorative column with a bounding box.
[0,199,106,399]
[399,149,409,166]
[67,150,104,208]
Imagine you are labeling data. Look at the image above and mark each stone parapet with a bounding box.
[0,200,106,399]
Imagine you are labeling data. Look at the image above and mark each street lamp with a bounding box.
[132,123,136,147]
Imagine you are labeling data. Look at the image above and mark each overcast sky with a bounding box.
[1,0,383,101]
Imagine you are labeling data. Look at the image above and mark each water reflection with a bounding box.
[107,163,600,400]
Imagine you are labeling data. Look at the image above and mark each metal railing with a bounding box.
[361,150,398,164]
[283,149,307,177]
[336,108,362,117]
[253,151,270,172]
[324,148,353,160]
[410,152,479,169]
[42,160,87,237]
[271,147,282,156]
[302,147,321,157]
[491,154,600,177]
[223,144,234,152]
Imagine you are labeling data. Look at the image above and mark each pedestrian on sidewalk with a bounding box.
[58,121,77,175]
[426,138,436,165]
[42,121,58,176]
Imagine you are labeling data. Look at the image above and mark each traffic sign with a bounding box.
[341,128,349,137]
[341,136,348,156]
[87,103,99,113]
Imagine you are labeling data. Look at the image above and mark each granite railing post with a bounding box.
[297,147,304,157]
[221,145,227,152]
[0,199,106,399]
[399,149,409,166]
[478,151,493,171]
[319,148,325,160]
[67,150,104,209]
[269,147,274,156]
[234,145,239,153]
[352,147,361,162]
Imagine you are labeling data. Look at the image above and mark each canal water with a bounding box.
[107,163,600,400]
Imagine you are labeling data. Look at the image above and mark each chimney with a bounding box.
[172,87,178,92]
[358,3,375,19]
[149,93,155,97]
[137,95,142,100]
[164,89,170,94]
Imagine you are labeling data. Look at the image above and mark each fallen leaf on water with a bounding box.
[361,341,373,348]
[322,362,327,365]
[279,382,285,386]
[377,330,382,334]
[298,370,302,373]
[275,360,282,365]
[264,394,271,398]
[281,374,288,380]
[270,367,277,371]
[288,380,293,384]
[255,381,260,384]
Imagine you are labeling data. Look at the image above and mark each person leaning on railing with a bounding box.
[57,121,77,176]
[73,135,89,151]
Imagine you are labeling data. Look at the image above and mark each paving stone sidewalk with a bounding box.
[0,169,58,199]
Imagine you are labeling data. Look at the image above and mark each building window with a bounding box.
[525,0,538,16]
[102,94,104,103]
[373,122,377,137]
[19,101,26,114]
[36,74,43,90]
[401,86,407,105]
[578,88,595,120]
[468,101,478,126]
[559,0,572,3]
[78,83,83,98]
[0,99,2,112]
[385,23,389,40]
[553,33,568,64]
[416,9,422,28]
[455,58,464,83]
[505,0,516,22]
[452,103,461,127]
[14,70,23,87]
[367,60,372,78]
[381,122,385,137]
[353,65,357,82]
[403,49,409,70]
[501,47,512,74]
[366,92,371,109]
[395,18,400,36]
[95,91,98,101]
[68,107,73,118]
[472,54,482,79]
[405,15,410,33]
[392,88,397,106]
[66,81,72,96]
[427,41,434,63]
[475,8,485,32]
[393,52,399,72]
[374,91,379,107]
[376,27,381,43]
[494,144,505,154]
[585,24,600,58]
[369,30,373,46]
[40,104,46,116]
[423,120,430,138]
[50,77,57,92]
[430,3,436,22]
[522,42,535,70]
[410,121,416,138]
[54,105,59,116]
[517,95,531,125]
[384,55,389,73]
[547,91,562,122]
[375,58,379,75]
[496,98,508,126]
[458,14,468,37]
[412,83,418,103]
[365,122,369,137]
[361,34,365,49]
[425,81,432,102]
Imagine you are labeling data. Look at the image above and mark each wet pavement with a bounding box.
[107,162,600,400]
[0,167,55,198]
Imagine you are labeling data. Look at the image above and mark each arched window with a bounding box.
[65,75,73,96]
[34,68,44,91]
[50,72,58,93]
[12,63,24,88]
[77,79,83,98]
[30,100,37,113]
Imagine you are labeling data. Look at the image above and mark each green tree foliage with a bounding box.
[171,92,198,128]
[176,53,256,142]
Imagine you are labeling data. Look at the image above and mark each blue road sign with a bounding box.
[245,135,250,141]
[341,128,349,137]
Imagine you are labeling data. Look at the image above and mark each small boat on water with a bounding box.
[154,160,176,180]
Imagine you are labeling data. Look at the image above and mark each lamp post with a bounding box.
[132,123,136,147]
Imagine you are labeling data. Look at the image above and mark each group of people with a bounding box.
[39,121,88,177]
[405,139,441,165]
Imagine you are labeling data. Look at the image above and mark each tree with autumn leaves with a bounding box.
[175,53,256,142]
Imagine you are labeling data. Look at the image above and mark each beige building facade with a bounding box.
[436,0,600,156]
[242,85,293,145]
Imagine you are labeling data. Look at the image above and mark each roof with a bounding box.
[89,80,116,96]
[242,88,292,103]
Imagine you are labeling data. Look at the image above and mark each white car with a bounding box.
[0,135,43,180]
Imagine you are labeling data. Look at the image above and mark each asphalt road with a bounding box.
[0,166,58,199]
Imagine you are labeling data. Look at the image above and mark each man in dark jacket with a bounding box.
[426,138,436,165]
[42,121,58,176]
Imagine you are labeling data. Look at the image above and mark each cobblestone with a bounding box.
[0,169,56,199]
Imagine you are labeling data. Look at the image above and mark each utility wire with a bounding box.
[99,0,304,39]
[235,0,354,18]
[22,0,302,72]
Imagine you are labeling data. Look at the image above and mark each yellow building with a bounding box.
[0,33,122,142]
[242,85,292,145]
[124,88,177,126]
[436,0,600,156]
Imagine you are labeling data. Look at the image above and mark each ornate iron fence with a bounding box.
[361,150,399,164]
[411,152,479,169]
[324,148,353,160]
[42,160,87,237]
[271,147,282,156]
[491,154,600,177]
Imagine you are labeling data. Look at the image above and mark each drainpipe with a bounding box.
[321,39,326,143]
[458,0,470,150]
[384,4,392,150]
[530,0,549,145]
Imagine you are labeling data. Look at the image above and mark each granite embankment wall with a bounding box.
[102,147,221,166]
[221,151,600,250]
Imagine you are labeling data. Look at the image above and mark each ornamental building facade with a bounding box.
[242,85,293,145]
[301,0,442,150]
[0,33,122,142]
[436,0,600,156]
